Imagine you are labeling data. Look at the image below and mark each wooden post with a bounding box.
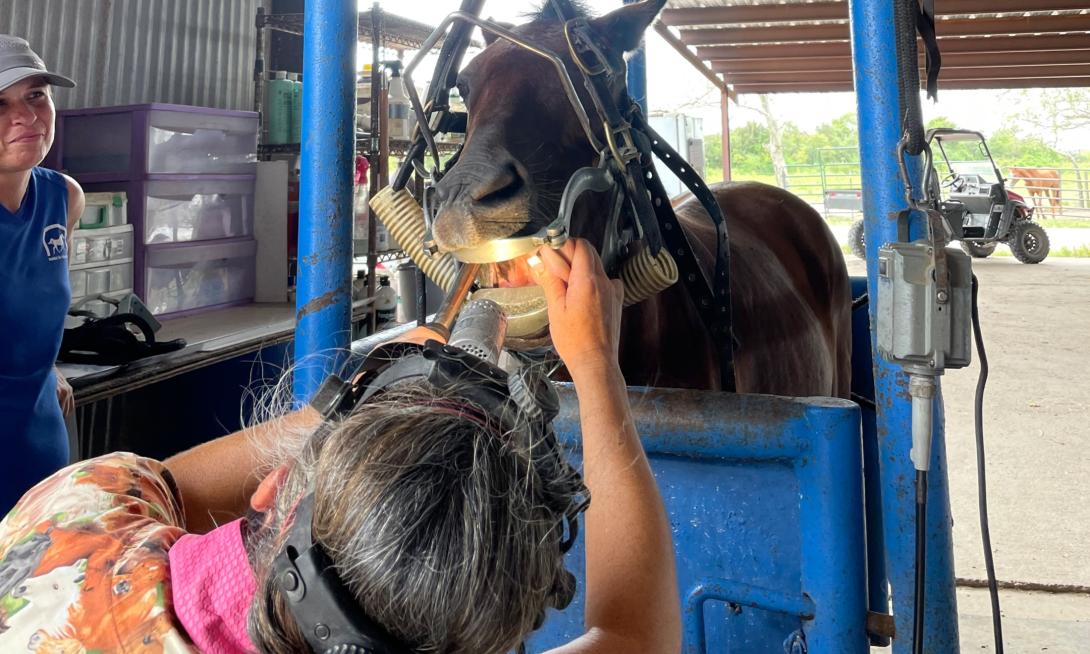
[720,89,732,181]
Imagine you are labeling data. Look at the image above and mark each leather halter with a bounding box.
[550,0,736,391]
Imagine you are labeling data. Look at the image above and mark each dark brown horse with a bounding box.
[429,0,851,397]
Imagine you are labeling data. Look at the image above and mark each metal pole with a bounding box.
[720,89,731,181]
[848,1,960,652]
[294,0,358,403]
[625,0,648,113]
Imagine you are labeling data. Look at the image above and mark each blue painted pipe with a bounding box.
[685,578,815,650]
[624,0,648,113]
[293,0,358,404]
[849,1,960,651]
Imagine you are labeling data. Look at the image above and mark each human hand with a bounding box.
[55,368,74,417]
[528,238,624,377]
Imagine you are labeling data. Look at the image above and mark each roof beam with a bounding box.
[713,51,1090,74]
[697,33,1090,61]
[678,14,1090,46]
[651,21,734,100]
[661,0,1090,27]
[720,63,1090,85]
[732,76,1090,94]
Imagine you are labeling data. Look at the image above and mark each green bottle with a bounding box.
[290,73,303,144]
[266,71,293,145]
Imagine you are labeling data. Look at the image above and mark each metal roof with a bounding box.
[659,0,1090,93]
[261,9,481,50]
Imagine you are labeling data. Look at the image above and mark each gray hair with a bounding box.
[244,379,585,654]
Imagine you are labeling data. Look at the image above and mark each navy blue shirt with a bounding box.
[0,167,71,513]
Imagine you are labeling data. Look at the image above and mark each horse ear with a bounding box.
[481,19,515,47]
[589,0,667,54]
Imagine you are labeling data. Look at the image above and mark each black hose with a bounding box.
[913,469,928,654]
[851,292,869,312]
[893,0,925,155]
[971,274,1004,652]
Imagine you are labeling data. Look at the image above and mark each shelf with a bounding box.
[375,250,407,264]
[259,10,481,51]
[259,136,462,158]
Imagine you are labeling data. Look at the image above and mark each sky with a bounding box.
[363,0,1090,150]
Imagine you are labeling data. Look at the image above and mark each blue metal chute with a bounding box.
[529,386,869,653]
[294,0,961,650]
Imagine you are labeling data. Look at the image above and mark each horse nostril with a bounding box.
[470,163,524,205]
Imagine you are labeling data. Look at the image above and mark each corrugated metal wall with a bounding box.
[0,0,258,111]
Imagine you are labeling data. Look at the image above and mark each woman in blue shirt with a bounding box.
[0,35,85,513]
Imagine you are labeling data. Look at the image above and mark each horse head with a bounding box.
[429,0,666,284]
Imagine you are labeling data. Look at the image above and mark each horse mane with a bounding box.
[529,0,594,23]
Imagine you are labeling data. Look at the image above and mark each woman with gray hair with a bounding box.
[0,238,680,653]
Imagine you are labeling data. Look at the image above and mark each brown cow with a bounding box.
[1008,167,1062,218]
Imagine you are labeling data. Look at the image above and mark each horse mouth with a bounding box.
[477,255,536,289]
[470,254,550,344]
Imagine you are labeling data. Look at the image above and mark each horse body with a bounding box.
[619,182,851,396]
[1008,167,1061,218]
[428,1,851,397]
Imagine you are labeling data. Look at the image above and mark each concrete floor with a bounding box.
[846,256,1090,652]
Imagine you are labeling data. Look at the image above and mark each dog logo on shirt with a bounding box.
[42,224,68,262]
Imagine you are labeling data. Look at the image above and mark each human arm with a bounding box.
[163,325,448,533]
[62,173,83,243]
[531,239,681,654]
[163,408,320,533]
[53,176,84,415]
[54,367,74,416]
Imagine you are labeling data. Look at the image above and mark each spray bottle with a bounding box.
[386,61,411,141]
[375,275,398,330]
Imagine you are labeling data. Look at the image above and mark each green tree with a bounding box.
[926,115,956,130]
[705,133,722,169]
[986,128,1068,169]
[727,122,774,175]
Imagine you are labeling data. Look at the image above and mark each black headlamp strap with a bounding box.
[272,493,409,654]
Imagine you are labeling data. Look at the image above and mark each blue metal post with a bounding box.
[849,1,960,651]
[624,0,648,113]
[293,0,358,403]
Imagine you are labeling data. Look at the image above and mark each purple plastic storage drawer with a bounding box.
[143,238,256,317]
[49,104,257,181]
[82,175,255,293]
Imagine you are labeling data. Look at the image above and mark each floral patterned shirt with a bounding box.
[0,452,197,652]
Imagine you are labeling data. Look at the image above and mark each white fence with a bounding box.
[782,160,1090,222]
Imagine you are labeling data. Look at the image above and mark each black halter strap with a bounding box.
[633,112,737,392]
[549,0,736,391]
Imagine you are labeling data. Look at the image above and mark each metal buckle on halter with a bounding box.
[605,123,640,167]
[563,18,613,77]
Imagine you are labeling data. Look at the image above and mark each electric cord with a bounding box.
[913,469,928,654]
[971,274,1004,653]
